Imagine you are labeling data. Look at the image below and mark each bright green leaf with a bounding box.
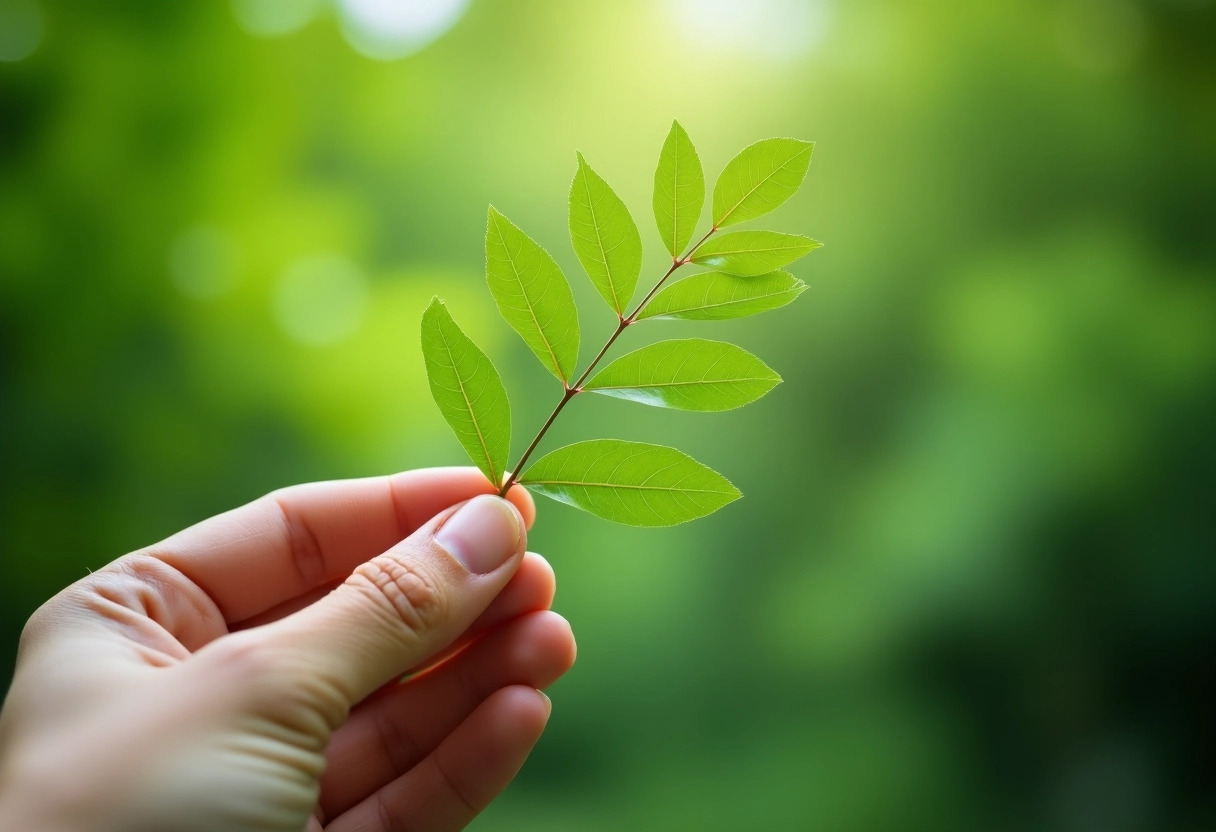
[521,439,740,526]
[690,230,821,276]
[569,153,642,314]
[421,298,511,486]
[486,207,581,383]
[584,338,780,411]
[712,138,814,228]
[636,270,807,321]
[653,120,705,258]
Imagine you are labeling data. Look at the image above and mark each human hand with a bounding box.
[0,468,576,832]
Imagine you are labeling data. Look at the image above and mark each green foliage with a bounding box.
[420,299,512,486]
[569,152,643,315]
[425,126,816,525]
[636,270,807,321]
[653,120,705,258]
[584,339,780,411]
[691,230,821,276]
[519,439,740,526]
[712,138,814,228]
[485,207,581,382]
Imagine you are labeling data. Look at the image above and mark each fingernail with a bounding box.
[538,690,552,716]
[435,495,521,574]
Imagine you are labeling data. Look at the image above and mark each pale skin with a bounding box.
[0,468,577,832]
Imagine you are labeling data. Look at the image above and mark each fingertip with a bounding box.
[494,684,552,735]
[490,610,576,687]
[522,551,555,602]
[534,610,577,675]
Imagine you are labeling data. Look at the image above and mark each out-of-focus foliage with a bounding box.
[1,1,1214,829]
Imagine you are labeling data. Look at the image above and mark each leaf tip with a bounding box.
[720,477,743,504]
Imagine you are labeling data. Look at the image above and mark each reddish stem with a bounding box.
[498,227,718,495]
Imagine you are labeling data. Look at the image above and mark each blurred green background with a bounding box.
[2,0,1214,828]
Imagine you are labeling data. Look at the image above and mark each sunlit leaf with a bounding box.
[712,138,813,228]
[690,230,821,276]
[569,153,642,314]
[485,207,581,383]
[653,120,705,258]
[584,338,780,411]
[636,270,807,321]
[521,439,740,526]
[421,298,511,486]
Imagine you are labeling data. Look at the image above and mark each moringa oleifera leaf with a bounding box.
[636,270,807,321]
[690,230,821,277]
[583,338,780,411]
[653,120,705,258]
[421,298,511,486]
[569,153,643,314]
[424,129,820,525]
[486,207,581,383]
[520,439,740,526]
[712,138,813,228]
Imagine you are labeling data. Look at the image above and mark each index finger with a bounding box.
[140,468,535,624]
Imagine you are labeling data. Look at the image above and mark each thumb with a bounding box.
[225,494,526,717]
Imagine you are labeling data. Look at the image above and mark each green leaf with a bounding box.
[712,138,814,228]
[569,153,643,314]
[653,120,705,258]
[521,439,740,526]
[421,298,511,486]
[584,338,780,411]
[636,270,806,321]
[690,230,821,276]
[486,207,581,383]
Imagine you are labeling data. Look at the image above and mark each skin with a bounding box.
[0,467,577,832]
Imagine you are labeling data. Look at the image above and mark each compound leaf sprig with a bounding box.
[422,122,819,526]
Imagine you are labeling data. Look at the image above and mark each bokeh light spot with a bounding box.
[0,0,44,63]
[667,0,831,61]
[336,0,471,61]
[170,226,239,301]
[274,254,369,346]
[230,0,325,38]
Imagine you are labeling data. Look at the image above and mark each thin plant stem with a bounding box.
[499,226,718,495]
[625,226,715,323]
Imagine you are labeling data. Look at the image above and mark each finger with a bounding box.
[409,551,556,675]
[319,610,575,819]
[197,495,527,717]
[466,552,554,634]
[326,686,551,832]
[229,551,555,638]
[140,468,534,623]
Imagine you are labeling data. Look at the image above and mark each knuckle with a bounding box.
[110,552,176,593]
[347,556,447,638]
[17,596,61,656]
[266,491,327,586]
[14,553,174,653]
